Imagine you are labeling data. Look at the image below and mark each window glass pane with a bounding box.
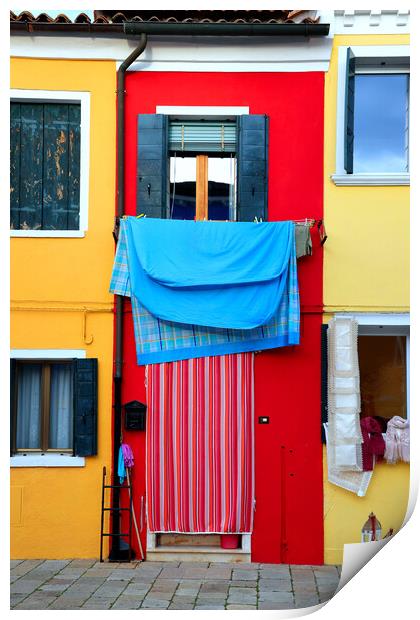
[49,363,73,450]
[353,74,409,173]
[170,156,196,220]
[359,336,407,422]
[16,363,42,449]
[208,157,236,221]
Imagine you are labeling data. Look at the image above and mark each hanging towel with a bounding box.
[295,223,312,258]
[360,417,386,471]
[124,217,294,329]
[118,446,126,484]
[384,416,410,464]
[110,218,300,365]
[146,353,255,533]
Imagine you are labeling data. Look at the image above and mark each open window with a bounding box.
[321,319,409,441]
[136,113,268,221]
[168,119,237,221]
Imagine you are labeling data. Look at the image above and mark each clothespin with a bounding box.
[136,213,146,219]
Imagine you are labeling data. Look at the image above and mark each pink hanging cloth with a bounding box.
[146,353,255,534]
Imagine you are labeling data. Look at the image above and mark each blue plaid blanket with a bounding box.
[110,218,300,365]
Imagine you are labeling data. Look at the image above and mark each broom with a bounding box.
[120,444,145,561]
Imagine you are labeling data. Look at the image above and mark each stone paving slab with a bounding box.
[10,559,341,610]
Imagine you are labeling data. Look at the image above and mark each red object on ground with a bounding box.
[116,70,324,565]
[221,534,241,549]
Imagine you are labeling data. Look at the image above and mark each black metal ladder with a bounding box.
[100,466,133,562]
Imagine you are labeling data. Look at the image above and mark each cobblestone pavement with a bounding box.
[10,559,341,610]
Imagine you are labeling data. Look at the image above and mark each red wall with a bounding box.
[118,71,324,564]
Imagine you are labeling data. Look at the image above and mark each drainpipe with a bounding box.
[110,33,147,562]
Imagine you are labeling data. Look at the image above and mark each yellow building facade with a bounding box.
[10,58,116,558]
[323,27,410,564]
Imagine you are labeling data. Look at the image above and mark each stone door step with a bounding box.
[147,545,251,563]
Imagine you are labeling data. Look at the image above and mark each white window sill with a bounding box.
[10,454,86,468]
[331,173,410,186]
[10,230,86,238]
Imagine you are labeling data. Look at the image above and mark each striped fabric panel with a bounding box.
[146,353,255,533]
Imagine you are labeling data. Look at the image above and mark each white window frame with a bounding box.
[10,89,90,238]
[332,45,410,186]
[335,313,410,421]
[10,348,86,467]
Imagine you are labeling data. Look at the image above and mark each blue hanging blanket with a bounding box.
[110,218,300,365]
[125,217,294,330]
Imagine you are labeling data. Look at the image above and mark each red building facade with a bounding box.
[116,70,325,564]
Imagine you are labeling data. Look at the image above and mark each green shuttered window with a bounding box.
[10,102,81,231]
[10,358,98,457]
[137,113,268,221]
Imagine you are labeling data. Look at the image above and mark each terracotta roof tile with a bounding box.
[10,9,321,26]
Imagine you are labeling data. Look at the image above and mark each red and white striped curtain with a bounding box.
[146,353,255,533]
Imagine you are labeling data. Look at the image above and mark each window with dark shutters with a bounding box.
[136,113,268,221]
[10,357,98,457]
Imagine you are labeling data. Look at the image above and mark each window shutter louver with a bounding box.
[169,121,236,153]
[73,358,98,457]
[237,114,268,221]
[321,324,328,443]
[344,47,356,174]
[137,114,169,219]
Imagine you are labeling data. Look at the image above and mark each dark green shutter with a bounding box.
[73,358,98,457]
[10,359,17,456]
[237,114,268,222]
[10,104,21,230]
[10,102,81,230]
[321,324,328,443]
[344,47,356,174]
[19,103,44,229]
[137,114,169,219]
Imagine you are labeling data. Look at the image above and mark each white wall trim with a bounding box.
[156,105,249,116]
[334,45,410,180]
[10,89,91,235]
[11,349,86,359]
[11,230,86,238]
[333,313,410,326]
[334,10,410,34]
[331,173,410,186]
[11,35,333,73]
[10,454,85,468]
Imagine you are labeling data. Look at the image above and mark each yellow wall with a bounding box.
[323,449,410,565]
[323,35,410,564]
[324,34,410,313]
[10,58,116,558]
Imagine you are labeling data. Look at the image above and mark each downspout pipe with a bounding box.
[110,32,147,562]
